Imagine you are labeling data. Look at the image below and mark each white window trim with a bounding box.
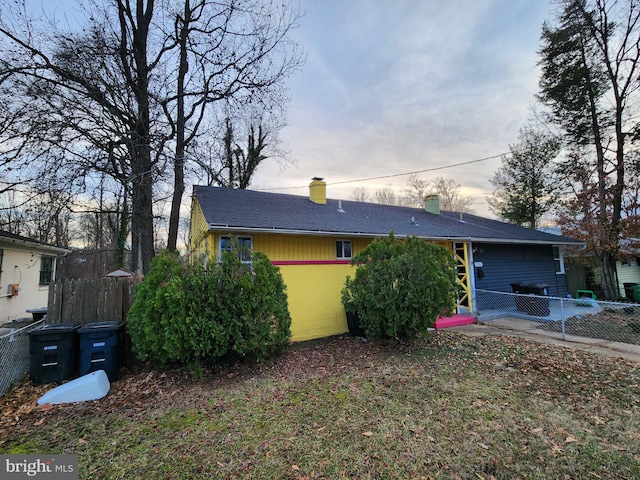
[336,239,352,259]
[553,245,565,275]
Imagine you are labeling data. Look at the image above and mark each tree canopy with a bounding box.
[537,0,640,299]
[488,125,562,229]
[0,0,303,272]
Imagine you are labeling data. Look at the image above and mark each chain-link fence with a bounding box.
[0,320,43,396]
[475,289,640,345]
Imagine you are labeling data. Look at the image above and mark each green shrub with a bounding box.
[341,234,459,340]
[127,249,291,373]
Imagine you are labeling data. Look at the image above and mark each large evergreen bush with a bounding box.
[127,249,291,373]
[341,234,459,340]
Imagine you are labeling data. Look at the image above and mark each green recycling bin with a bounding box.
[28,323,80,385]
[78,321,124,382]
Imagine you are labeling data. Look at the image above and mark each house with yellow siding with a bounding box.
[189,179,583,342]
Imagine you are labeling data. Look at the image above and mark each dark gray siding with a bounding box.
[473,243,568,297]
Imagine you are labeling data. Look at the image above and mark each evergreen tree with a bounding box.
[537,0,640,299]
[488,126,561,229]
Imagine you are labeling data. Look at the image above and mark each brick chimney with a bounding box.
[424,194,440,214]
[309,177,327,204]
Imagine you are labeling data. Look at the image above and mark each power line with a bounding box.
[261,152,508,191]
[328,153,507,186]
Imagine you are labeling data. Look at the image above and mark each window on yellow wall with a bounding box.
[336,240,352,259]
[220,236,253,263]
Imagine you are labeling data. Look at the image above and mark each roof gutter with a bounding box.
[207,224,585,247]
[0,236,72,256]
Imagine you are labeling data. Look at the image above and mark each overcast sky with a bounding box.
[24,0,558,218]
[254,0,558,217]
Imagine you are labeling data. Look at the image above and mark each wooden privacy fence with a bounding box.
[47,278,138,324]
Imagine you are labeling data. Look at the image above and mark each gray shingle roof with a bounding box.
[193,186,583,245]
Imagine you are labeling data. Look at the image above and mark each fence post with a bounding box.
[561,296,566,341]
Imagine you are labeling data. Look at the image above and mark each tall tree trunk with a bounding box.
[121,0,155,275]
[599,251,619,299]
[167,0,190,252]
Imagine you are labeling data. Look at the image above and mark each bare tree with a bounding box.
[0,0,163,272]
[351,187,369,203]
[160,0,302,251]
[0,0,303,269]
[431,177,474,213]
[374,184,402,206]
[401,175,430,208]
[402,175,474,212]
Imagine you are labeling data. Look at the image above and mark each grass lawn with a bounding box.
[2,331,640,479]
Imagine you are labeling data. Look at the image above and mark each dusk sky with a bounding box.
[255,0,558,217]
[23,0,559,218]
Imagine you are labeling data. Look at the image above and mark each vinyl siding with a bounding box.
[473,243,568,297]
[614,260,640,298]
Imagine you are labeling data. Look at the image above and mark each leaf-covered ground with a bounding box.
[536,308,640,345]
[2,331,640,479]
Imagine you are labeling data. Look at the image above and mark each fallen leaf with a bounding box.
[362,431,374,436]
[479,443,490,450]
[565,436,578,443]
[531,427,543,433]
[78,438,87,444]
[316,426,326,432]
[291,465,300,471]
[33,418,44,426]
[38,403,53,412]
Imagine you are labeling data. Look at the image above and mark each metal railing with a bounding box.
[0,319,43,396]
[475,289,640,345]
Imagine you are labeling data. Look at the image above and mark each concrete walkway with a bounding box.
[447,320,640,364]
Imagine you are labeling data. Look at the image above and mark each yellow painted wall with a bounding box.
[191,231,368,341]
[188,203,471,341]
[279,263,356,341]
[189,199,209,257]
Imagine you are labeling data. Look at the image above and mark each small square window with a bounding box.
[220,236,252,263]
[336,240,352,259]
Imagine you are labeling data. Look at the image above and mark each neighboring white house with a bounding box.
[0,230,70,322]
[613,258,640,298]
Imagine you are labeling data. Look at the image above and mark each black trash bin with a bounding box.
[511,283,550,316]
[346,311,365,337]
[28,323,80,385]
[78,321,124,382]
[624,283,639,300]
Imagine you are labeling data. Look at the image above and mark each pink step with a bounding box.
[434,314,476,329]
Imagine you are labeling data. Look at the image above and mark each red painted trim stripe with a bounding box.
[271,260,352,266]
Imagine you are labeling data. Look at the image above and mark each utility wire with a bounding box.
[260,152,508,191]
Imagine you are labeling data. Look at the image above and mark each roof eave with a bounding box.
[0,236,72,255]
[206,225,584,246]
